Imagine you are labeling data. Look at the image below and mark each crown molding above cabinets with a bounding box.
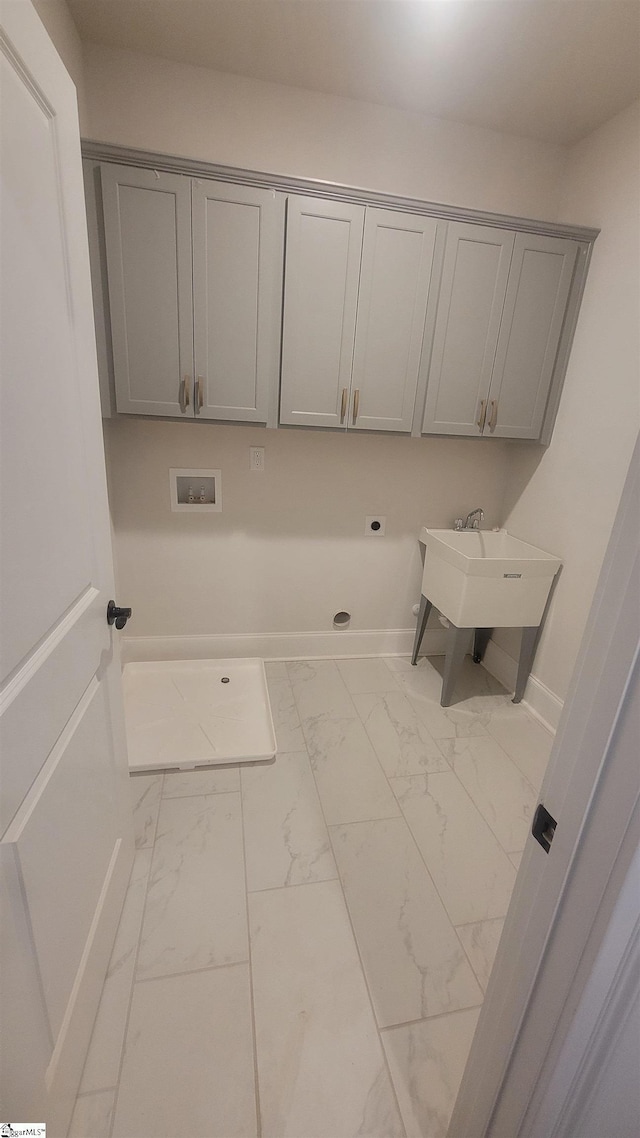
[82,143,597,443]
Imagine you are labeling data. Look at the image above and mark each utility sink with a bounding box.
[419,528,561,628]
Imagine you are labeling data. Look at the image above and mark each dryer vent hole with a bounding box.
[333,611,351,629]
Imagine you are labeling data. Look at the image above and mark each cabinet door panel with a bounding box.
[422,223,515,435]
[486,234,578,439]
[351,209,438,432]
[280,196,364,428]
[101,165,193,416]
[193,181,284,422]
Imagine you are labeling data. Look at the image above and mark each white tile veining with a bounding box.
[382,1007,481,1138]
[265,672,306,753]
[79,848,152,1094]
[112,965,256,1138]
[241,750,337,891]
[249,880,404,1138]
[68,1089,116,1138]
[330,817,482,1026]
[337,657,401,694]
[74,654,552,1138]
[136,792,248,979]
[305,714,402,825]
[392,771,517,925]
[456,917,506,991]
[486,704,553,792]
[353,690,451,778]
[129,772,163,849]
[439,735,537,853]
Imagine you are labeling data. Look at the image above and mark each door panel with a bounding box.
[351,209,438,432]
[0,47,93,678]
[193,180,284,422]
[5,679,121,1039]
[101,163,193,416]
[0,6,133,1132]
[280,195,364,428]
[486,234,578,439]
[422,223,515,435]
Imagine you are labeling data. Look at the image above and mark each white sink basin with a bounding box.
[419,528,561,627]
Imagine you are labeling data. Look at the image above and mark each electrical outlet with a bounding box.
[249,447,265,472]
[365,516,386,535]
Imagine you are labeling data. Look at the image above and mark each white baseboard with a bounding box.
[121,626,449,666]
[483,638,564,734]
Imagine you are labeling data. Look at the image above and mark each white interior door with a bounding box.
[0,4,134,1133]
[350,208,438,433]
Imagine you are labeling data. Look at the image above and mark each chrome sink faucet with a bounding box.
[454,507,484,531]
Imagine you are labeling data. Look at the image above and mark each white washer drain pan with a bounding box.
[122,658,276,772]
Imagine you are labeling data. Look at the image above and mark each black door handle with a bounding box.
[107,600,132,630]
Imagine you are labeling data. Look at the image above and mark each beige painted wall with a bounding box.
[82,43,566,219]
[104,420,509,638]
[498,100,640,703]
[31,0,87,130]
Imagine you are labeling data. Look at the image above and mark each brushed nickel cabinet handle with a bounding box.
[180,375,190,413]
[488,399,498,432]
[477,399,487,432]
[340,387,347,423]
[196,376,204,412]
[352,388,360,424]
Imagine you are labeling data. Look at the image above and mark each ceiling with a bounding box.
[68,0,640,144]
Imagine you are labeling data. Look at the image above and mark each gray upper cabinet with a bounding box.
[350,209,438,432]
[101,165,284,422]
[279,196,364,428]
[280,198,439,433]
[101,164,193,417]
[421,223,580,440]
[87,149,593,439]
[485,233,578,439]
[192,181,284,422]
[421,222,515,436]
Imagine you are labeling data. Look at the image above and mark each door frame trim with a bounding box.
[449,435,640,1136]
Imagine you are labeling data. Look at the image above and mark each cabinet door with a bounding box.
[101,165,193,416]
[192,181,285,422]
[485,233,578,439]
[350,209,438,432]
[422,223,515,435]
[280,196,364,428]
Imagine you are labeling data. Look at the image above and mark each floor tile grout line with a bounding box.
[134,958,251,984]
[296,743,409,1137]
[105,823,156,1138]
[453,925,493,995]
[289,657,497,974]
[379,1003,485,1035]
[74,1085,118,1099]
[161,786,241,801]
[246,874,340,896]
[453,915,508,931]
[444,756,535,862]
[433,758,527,868]
[239,764,263,1138]
[286,657,361,723]
[388,774,511,930]
[356,690,496,938]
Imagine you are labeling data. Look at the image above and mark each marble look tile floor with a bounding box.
[70,655,552,1138]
